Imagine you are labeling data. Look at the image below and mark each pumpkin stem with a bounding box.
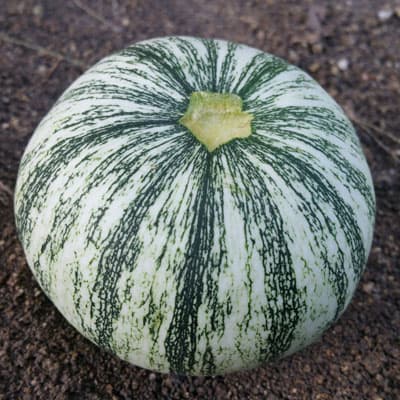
[179,91,253,152]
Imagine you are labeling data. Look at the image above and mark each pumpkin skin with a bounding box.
[14,36,375,375]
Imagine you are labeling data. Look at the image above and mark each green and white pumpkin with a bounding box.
[15,37,375,375]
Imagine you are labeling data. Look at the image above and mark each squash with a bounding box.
[14,36,375,375]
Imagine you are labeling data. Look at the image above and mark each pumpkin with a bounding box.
[14,37,375,375]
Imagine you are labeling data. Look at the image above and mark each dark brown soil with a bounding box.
[1,1,400,399]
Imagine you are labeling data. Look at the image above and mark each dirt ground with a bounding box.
[1,0,399,399]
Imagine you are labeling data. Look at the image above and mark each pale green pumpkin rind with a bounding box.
[14,37,375,375]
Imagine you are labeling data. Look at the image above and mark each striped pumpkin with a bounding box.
[15,36,375,375]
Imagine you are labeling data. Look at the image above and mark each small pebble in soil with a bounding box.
[377,9,393,21]
[337,58,349,70]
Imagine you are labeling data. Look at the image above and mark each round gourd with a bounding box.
[14,37,375,375]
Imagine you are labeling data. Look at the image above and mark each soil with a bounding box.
[1,0,400,399]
